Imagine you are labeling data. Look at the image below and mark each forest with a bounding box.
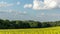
[0,19,60,29]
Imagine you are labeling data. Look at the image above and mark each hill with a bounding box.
[0,19,60,29]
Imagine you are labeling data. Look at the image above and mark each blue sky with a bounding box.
[0,0,60,22]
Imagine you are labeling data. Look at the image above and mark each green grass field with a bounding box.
[0,26,60,34]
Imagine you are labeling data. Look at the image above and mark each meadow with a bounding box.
[0,26,60,34]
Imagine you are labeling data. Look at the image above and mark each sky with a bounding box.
[0,0,60,22]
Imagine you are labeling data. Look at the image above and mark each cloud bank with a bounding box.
[24,0,60,10]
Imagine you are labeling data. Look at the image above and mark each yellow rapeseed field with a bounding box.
[0,26,60,34]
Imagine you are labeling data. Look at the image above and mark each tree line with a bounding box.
[0,19,60,29]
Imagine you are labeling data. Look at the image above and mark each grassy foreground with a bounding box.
[0,26,60,34]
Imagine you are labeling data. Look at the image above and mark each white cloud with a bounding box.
[44,0,57,9]
[24,4,32,8]
[33,0,59,10]
[17,2,20,5]
[24,0,60,10]
[33,0,44,10]
[59,5,60,8]
[0,1,13,7]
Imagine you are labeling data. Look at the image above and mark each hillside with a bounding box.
[0,19,60,29]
